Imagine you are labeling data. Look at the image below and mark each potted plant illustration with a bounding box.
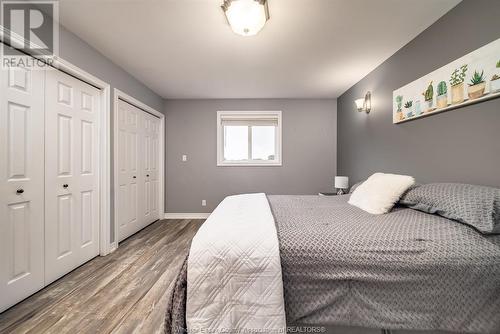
[468,70,486,100]
[395,95,404,120]
[436,81,448,108]
[449,64,468,104]
[490,60,500,93]
[414,100,422,116]
[421,81,433,111]
[491,74,500,93]
[404,100,413,118]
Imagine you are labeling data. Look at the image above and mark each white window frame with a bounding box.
[217,110,282,167]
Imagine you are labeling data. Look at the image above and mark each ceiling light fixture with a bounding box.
[221,0,270,37]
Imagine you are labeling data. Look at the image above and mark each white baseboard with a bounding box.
[164,213,211,219]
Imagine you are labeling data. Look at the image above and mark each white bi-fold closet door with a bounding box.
[117,99,160,242]
[44,69,100,284]
[0,63,100,312]
[0,65,45,312]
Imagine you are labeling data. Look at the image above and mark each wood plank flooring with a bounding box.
[0,219,204,334]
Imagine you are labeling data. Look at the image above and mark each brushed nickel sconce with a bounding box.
[355,91,371,113]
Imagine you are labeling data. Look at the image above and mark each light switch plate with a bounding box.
[182,154,187,162]
[201,200,206,206]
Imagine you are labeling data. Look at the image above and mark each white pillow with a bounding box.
[348,173,415,214]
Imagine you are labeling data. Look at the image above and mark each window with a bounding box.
[217,111,282,166]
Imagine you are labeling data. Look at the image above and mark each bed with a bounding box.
[165,193,500,334]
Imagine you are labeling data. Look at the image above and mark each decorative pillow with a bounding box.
[348,173,415,215]
[399,183,500,235]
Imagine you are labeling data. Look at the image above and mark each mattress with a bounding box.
[165,194,500,334]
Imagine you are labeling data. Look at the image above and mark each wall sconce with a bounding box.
[355,91,371,113]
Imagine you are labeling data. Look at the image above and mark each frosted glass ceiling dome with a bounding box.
[221,0,270,36]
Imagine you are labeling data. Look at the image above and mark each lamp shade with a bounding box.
[354,98,364,110]
[335,176,349,189]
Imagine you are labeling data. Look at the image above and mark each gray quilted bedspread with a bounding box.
[165,195,500,334]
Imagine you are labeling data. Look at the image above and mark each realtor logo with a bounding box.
[1,0,59,67]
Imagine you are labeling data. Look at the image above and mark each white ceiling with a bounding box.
[59,0,461,99]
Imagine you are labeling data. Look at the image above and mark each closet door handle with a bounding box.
[146,174,150,177]
[16,189,24,194]
[63,184,69,188]
[133,176,136,179]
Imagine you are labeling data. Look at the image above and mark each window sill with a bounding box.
[217,161,282,167]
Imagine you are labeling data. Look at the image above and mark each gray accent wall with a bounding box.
[337,0,500,188]
[165,99,337,213]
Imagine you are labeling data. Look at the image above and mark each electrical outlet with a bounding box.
[182,154,187,162]
[201,200,207,207]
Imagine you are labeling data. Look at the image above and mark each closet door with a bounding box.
[0,65,45,312]
[140,112,160,227]
[117,103,160,241]
[141,113,153,226]
[44,69,100,284]
[117,99,140,241]
[149,115,160,220]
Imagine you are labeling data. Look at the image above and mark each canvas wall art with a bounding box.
[393,38,500,124]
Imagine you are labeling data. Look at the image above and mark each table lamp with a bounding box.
[335,176,349,195]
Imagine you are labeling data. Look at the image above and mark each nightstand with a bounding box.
[318,192,338,196]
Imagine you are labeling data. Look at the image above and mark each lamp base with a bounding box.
[337,189,345,195]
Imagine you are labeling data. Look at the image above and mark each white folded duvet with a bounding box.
[186,193,286,333]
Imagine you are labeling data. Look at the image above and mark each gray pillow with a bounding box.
[399,183,500,235]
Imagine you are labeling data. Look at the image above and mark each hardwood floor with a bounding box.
[0,219,204,334]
